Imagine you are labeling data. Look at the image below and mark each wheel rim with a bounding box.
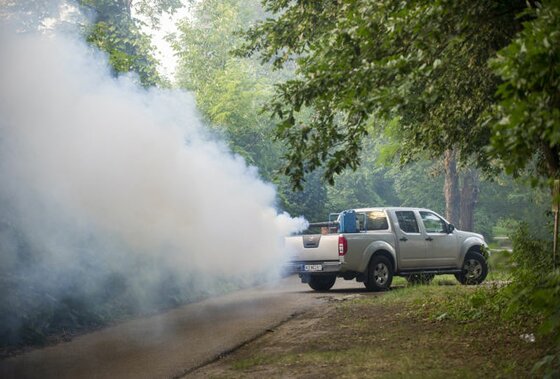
[464,259,482,280]
[373,263,389,285]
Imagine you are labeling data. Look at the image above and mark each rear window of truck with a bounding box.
[365,211,389,231]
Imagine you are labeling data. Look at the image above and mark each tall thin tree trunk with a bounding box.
[444,149,460,226]
[459,169,479,231]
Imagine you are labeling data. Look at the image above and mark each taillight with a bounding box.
[338,235,348,256]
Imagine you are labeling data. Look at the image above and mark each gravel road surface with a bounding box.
[0,275,366,379]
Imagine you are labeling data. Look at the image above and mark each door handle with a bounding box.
[425,237,433,241]
[399,237,408,242]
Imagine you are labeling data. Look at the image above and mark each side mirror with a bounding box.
[448,224,455,234]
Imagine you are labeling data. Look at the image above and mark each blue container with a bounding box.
[339,210,357,233]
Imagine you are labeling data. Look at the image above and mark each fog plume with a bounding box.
[0,2,306,345]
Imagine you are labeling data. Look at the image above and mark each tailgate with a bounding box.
[285,234,339,261]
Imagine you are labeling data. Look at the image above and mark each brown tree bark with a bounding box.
[542,142,560,179]
[459,169,479,232]
[443,150,460,226]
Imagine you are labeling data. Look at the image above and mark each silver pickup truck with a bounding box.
[286,207,488,291]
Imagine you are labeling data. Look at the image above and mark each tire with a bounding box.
[364,255,393,292]
[405,273,435,285]
[455,251,488,285]
[308,275,336,291]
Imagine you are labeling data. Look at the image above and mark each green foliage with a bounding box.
[173,0,279,173]
[80,0,169,87]
[505,225,560,376]
[174,0,263,89]
[133,0,182,28]
[490,1,560,184]
[509,223,553,275]
[326,168,391,212]
[173,0,546,234]
[493,218,521,237]
[388,160,444,214]
[173,0,328,218]
[276,170,328,222]
[442,286,509,323]
[239,0,525,188]
[325,136,400,211]
[427,223,560,376]
[475,175,550,239]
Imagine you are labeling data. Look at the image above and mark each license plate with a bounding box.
[304,264,323,272]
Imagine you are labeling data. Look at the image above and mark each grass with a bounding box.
[202,276,548,378]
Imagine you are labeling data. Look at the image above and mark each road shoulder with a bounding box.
[191,286,546,378]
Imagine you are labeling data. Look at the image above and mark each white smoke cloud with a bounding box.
[0,3,308,303]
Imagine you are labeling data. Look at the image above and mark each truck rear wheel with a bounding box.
[455,251,488,285]
[364,255,393,292]
[308,275,336,291]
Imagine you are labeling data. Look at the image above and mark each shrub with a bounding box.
[503,224,559,376]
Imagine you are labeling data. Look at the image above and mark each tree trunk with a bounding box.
[459,169,479,231]
[443,150,460,226]
[119,0,133,15]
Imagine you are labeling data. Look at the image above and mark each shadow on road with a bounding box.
[290,282,461,296]
[285,284,408,296]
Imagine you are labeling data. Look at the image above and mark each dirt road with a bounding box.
[0,275,369,379]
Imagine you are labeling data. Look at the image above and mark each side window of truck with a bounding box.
[395,211,419,233]
[420,211,447,233]
[365,211,389,231]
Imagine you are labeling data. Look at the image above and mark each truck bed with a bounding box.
[285,234,339,262]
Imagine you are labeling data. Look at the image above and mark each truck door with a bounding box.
[392,210,427,269]
[419,211,458,268]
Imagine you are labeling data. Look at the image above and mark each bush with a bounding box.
[426,223,559,376]
[502,224,559,376]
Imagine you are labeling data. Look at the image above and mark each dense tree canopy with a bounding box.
[173,0,274,165]
[171,0,553,230]
[80,0,181,87]
[490,1,560,185]
[172,0,324,218]
[238,0,528,188]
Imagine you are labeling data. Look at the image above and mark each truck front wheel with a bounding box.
[364,255,393,292]
[455,251,488,285]
[308,275,336,291]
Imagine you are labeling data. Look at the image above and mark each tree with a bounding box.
[173,0,286,176]
[278,170,328,222]
[173,0,331,218]
[239,0,526,187]
[475,174,550,238]
[237,0,532,230]
[489,1,560,187]
[80,0,181,87]
[326,135,400,212]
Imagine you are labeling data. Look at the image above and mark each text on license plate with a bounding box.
[304,264,323,272]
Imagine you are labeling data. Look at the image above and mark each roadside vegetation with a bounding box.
[396,225,559,376]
